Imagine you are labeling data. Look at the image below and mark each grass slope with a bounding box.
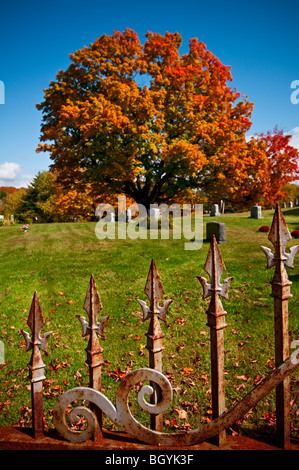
[0,208,298,437]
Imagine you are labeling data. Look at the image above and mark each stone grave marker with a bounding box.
[206,222,227,243]
[250,205,263,219]
[126,209,131,222]
[210,204,220,216]
[149,208,161,221]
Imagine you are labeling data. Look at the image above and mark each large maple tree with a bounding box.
[36,29,297,209]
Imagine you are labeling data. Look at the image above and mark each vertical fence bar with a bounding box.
[137,259,173,431]
[77,275,109,439]
[21,292,52,438]
[197,235,233,446]
[261,203,299,449]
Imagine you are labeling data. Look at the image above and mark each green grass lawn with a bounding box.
[0,207,298,438]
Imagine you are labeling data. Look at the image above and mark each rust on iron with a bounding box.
[21,292,52,439]
[77,274,109,439]
[261,202,299,449]
[137,259,173,432]
[197,235,233,446]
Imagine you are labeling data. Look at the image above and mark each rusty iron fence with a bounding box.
[1,203,299,449]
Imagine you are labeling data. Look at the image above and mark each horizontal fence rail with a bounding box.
[3,203,299,449]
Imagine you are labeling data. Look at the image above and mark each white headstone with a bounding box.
[149,208,161,220]
[210,204,220,216]
[107,212,115,222]
[126,209,131,222]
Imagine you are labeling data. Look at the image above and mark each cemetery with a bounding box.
[1,7,299,454]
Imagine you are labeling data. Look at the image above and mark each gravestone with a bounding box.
[250,205,263,219]
[107,212,115,222]
[126,209,131,222]
[290,201,293,208]
[206,222,227,243]
[220,200,225,214]
[149,208,161,221]
[210,204,220,216]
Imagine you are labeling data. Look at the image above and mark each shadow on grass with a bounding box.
[282,207,299,217]
[289,273,299,283]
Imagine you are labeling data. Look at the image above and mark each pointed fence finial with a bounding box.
[197,235,233,446]
[261,203,299,271]
[137,259,173,432]
[21,292,52,438]
[261,202,299,449]
[77,275,109,439]
[197,235,233,323]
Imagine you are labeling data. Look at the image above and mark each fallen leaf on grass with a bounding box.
[0,399,11,411]
[235,375,250,381]
[108,366,127,381]
[266,358,275,369]
[49,360,70,372]
[234,383,246,391]
[51,385,61,390]
[174,407,188,420]
[199,374,209,381]
[260,411,276,426]
[254,374,263,385]
[182,367,193,376]
[181,401,199,413]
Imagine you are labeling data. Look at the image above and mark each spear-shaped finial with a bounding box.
[21,292,52,438]
[261,203,299,271]
[138,259,173,325]
[77,275,109,342]
[77,275,109,439]
[77,275,109,388]
[261,203,299,449]
[197,235,233,322]
[137,259,173,431]
[197,235,233,447]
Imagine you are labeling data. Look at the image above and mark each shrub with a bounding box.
[259,226,270,232]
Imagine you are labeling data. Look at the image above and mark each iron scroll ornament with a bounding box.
[53,355,299,446]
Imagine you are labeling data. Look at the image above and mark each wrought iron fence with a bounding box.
[5,203,299,449]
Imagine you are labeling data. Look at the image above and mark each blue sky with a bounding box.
[1,0,299,187]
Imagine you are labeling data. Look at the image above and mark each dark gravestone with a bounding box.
[206,222,227,243]
[250,205,263,219]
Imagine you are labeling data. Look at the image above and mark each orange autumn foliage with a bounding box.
[36,29,299,209]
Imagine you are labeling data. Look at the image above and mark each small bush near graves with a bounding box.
[258,226,270,232]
